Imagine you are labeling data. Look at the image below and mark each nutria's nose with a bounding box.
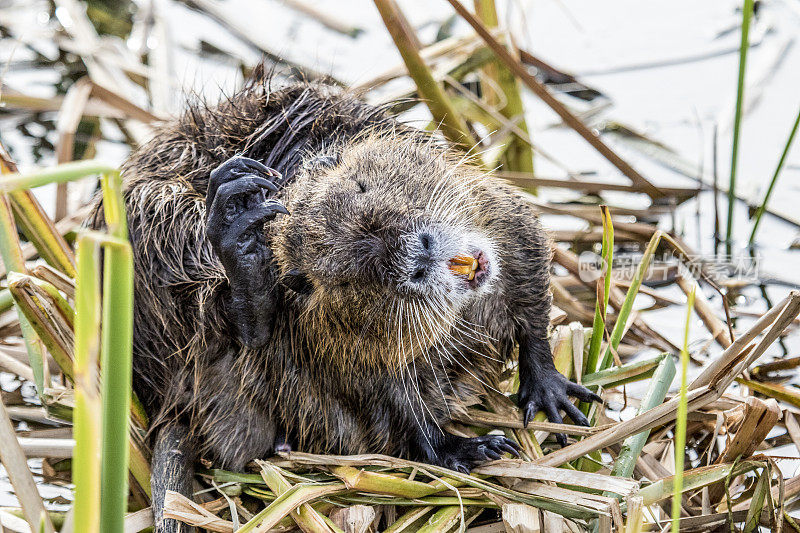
[410,232,435,283]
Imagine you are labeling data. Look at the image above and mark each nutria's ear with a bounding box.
[281,269,312,295]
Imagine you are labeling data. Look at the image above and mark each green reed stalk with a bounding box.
[586,206,613,374]
[72,236,103,533]
[0,160,117,193]
[97,171,134,533]
[748,103,800,243]
[726,0,755,255]
[671,285,695,532]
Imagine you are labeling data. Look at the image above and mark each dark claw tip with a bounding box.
[523,405,533,428]
[556,434,567,447]
[501,442,521,457]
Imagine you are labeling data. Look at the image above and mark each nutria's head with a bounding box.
[273,135,499,366]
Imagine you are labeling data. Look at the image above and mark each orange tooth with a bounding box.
[450,255,474,266]
[449,264,473,276]
[449,255,479,278]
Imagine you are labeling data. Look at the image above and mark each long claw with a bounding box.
[485,449,501,460]
[250,176,278,193]
[266,201,290,216]
[499,442,520,457]
[523,403,535,428]
[240,156,275,177]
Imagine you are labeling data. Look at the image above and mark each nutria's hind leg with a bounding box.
[518,333,602,446]
[151,423,196,533]
[205,156,289,349]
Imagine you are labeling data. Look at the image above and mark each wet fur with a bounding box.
[90,78,554,530]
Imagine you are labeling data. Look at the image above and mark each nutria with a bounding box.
[91,74,600,532]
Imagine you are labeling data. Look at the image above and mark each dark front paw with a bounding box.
[518,369,602,447]
[438,435,520,474]
[205,156,288,349]
[206,156,288,269]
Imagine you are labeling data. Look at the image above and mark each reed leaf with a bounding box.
[417,506,467,533]
[0,158,51,397]
[749,102,800,243]
[598,230,663,371]
[237,482,348,533]
[726,0,755,255]
[587,205,614,374]
[581,354,663,389]
[9,190,76,277]
[259,461,342,533]
[672,285,695,532]
[639,460,763,507]
[384,506,435,533]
